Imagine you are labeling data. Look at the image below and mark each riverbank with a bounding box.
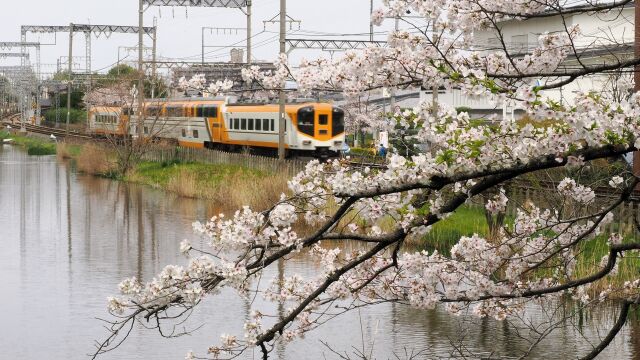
[4,133,638,293]
[58,142,289,210]
[0,130,57,155]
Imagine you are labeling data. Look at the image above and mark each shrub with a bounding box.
[43,108,87,124]
[27,143,56,156]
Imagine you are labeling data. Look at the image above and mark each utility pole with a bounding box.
[635,0,640,185]
[246,1,252,64]
[389,17,398,113]
[278,0,286,160]
[138,0,145,138]
[66,23,73,135]
[152,22,157,99]
[369,0,373,41]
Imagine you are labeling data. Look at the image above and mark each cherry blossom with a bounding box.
[94,0,640,358]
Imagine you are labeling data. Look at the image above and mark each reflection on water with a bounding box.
[0,144,637,359]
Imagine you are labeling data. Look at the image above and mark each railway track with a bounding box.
[2,114,93,140]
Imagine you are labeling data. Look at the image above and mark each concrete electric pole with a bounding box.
[138,0,145,139]
[66,23,73,135]
[635,0,640,185]
[278,0,286,160]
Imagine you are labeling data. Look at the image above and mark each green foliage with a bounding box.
[43,108,87,124]
[107,64,136,77]
[50,89,85,109]
[27,143,56,156]
[455,106,472,114]
[0,131,56,155]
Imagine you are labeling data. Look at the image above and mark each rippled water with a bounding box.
[0,144,638,359]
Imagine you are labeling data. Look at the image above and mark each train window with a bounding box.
[297,106,315,136]
[241,118,247,130]
[270,119,274,132]
[202,106,217,118]
[332,107,345,137]
[166,106,183,117]
[248,119,254,131]
[193,130,199,138]
[255,118,262,131]
[196,106,203,117]
[181,128,186,137]
[145,106,161,117]
[319,114,328,125]
[234,118,240,130]
[263,119,270,132]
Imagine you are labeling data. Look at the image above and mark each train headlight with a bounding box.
[302,140,311,145]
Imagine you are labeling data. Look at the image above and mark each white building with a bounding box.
[425,3,635,118]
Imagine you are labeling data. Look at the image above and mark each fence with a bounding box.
[141,147,308,178]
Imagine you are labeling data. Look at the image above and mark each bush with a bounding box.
[43,108,87,124]
[27,143,56,156]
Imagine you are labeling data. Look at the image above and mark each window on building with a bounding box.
[144,126,149,134]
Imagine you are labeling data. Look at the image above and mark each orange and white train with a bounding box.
[89,98,346,158]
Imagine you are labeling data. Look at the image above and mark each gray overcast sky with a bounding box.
[0,0,394,77]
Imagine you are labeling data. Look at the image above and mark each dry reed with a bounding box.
[161,168,289,210]
[56,142,73,160]
[75,144,115,176]
[213,173,290,210]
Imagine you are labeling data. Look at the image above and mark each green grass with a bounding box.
[418,206,491,255]
[27,143,57,155]
[0,131,57,155]
[127,160,267,188]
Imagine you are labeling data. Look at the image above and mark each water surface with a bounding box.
[0,145,637,359]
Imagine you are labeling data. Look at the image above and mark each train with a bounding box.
[88,98,346,158]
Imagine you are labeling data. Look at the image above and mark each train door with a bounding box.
[206,105,221,143]
[316,109,331,139]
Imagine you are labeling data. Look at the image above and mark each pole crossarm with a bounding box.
[286,38,387,51]
[143,0,247,7]
[143,60,272,69]
[21,25,156,37]
[0,53,30,59]
[0,42,40,50]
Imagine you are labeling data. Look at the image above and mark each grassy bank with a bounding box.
[59,142,289,210]
[127,160,289,209]
[0,131,57,155]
